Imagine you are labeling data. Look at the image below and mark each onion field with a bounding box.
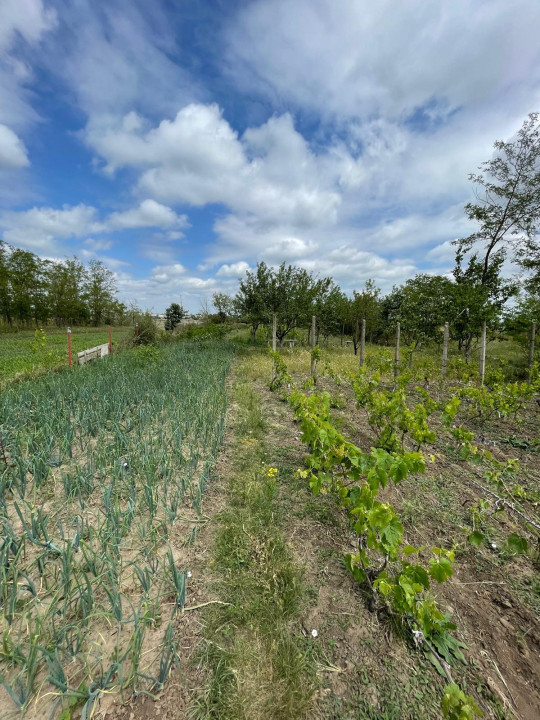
[0,342,233,719]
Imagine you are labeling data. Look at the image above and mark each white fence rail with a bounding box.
[77,343,110,366]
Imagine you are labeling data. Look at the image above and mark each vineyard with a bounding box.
[0,335,539,720]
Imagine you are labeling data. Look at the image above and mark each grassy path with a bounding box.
[192,352,317,720]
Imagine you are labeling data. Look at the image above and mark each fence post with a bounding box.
[442,322,449,378]
[480,322,487,385]
[108,325,113,355]
[394,322,400,381]
[528,321,536,384]
[272,313,277,352]
[67,327,72,367]
[360,317,366,367]
[310,315,316,378]
[135,323,139,345]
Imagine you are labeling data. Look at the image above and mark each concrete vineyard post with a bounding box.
[480,321,487,385]
[135,323,139,345]
[108,325,113,355]
[394,322,400,381]
[360,317,366,367]
[311,315,316,378]
[529,321,536,384]
[67,327,72,367]
[442,322,449,378]
[272,313,277,353]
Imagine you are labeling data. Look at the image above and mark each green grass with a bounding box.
[192,362,317,720]
[0,325,133,382]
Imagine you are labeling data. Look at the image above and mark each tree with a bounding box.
[313,283,345,343]
[455,113,540,286]
[83,260,118,326]
[267,263,331,346]
[47,257,88,326]
[0,241,12,326]
[385,275,456,366]
[349,280,382,352]
[451,251,517,362]
[235,262,273,341]
[165,302,185,331]
[7,249,48,326]
[212,293,234,323]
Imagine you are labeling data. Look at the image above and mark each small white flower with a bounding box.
[491,542,498,550]
[311,629,318,638]
[187,571,193,578]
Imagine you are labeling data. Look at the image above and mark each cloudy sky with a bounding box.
[1,0,539,311]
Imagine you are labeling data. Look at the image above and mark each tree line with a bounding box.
[211,113,540,359]
[0,244,126,327]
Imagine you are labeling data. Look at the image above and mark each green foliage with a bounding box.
[288,383,458,654]
[441,683,483,720]
[456,113,540,294]
[0,243,126,329]
[0,341,234,713]
[352,369,437,452]
[164,303,185,331]
[235,261,332,344]
[383,274,455,348]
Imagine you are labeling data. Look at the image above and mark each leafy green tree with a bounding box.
[267,262,331,346]
[313,283,346,343]
[235,262,273,341]
[386,275,455,362]
[47,257,88,326]
[451,251,517,361]
[212,293,234,322]
[456,113,540,286]
[164,302,185,331]
[83,260,118,326]
[0,241,12,326]
[7,249,48,326]
[350,280,382,352]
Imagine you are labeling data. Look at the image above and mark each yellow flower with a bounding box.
[267,467,278,477]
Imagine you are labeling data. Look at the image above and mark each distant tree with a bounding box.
[0,241,12,326]
[350,280,382,352]
[47,257,88,326]
[212,292,234,322]
[451,252,517,362]
[7,249,48,326]
[235,262,273,341]
[455,113,540,287]
[313,283,345,343]
[164,302,185,331]
[268,263,331,346]
[383,274,455,365]
[83,260,118,326]
[504,288,540,340]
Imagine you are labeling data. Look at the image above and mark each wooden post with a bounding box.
[272,313,277,352]
[360,317,366,367]
[480,321,487,385]
[310,315,316,378]
[67,327,72,367]
[108,325,113,355]
[394,322,400,381]
[528,321,536,384]
[442,322,449,378]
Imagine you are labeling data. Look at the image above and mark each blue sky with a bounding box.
[1,0,539,311]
